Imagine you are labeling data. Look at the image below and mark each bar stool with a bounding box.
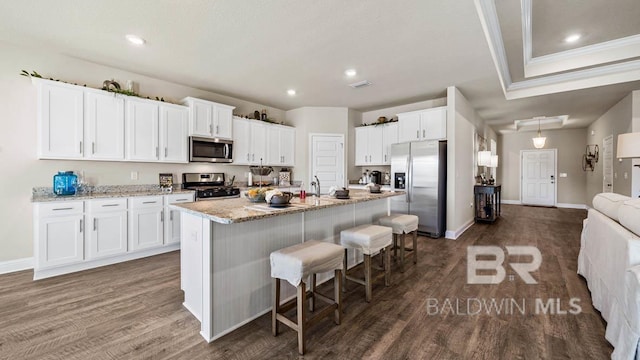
[340,224,392,302]
[270,240,344,355]
[378,214,419,272]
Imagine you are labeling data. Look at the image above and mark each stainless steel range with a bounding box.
[182,173,240,201]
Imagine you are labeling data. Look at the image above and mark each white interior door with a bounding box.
[603,135,613,193]
[521,149,556,206]
[310,134,344,194]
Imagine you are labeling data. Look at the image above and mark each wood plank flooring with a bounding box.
[0,205,612,359]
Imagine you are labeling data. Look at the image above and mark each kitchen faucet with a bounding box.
[311,175,321,196]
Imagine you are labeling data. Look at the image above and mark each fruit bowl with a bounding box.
[245,187,272,203]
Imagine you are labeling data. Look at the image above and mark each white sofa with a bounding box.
[579,193,640,360]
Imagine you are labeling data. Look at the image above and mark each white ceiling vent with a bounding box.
[349,80,372,89]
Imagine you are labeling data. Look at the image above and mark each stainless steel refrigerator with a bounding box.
[390,141,446,237]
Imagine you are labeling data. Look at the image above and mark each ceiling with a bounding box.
[1,0,639,133]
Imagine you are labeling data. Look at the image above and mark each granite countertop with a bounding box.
[172,189,404,224]
[32,185,195,203]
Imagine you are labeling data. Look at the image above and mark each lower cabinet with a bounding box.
[33,192,194,279]
[129,196,164,251]
[86,198,128,259]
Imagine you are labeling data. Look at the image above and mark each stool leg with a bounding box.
[384,244,391,286]
[364,254,372,302]
[400,233,406,273]
[297,282,307,355]
[310,274,316,312]
[342,248,347,292]
[334,269,342,325]
[272,278,280,336]
[393,233,398,258]
[413,230,418,264]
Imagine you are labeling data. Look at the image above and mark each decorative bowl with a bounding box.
[270,192,293,205]
[245,188,267,202]
[334,188,349,198]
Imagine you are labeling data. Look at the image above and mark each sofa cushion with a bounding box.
[619,199,640,237]
[593,193,632,222]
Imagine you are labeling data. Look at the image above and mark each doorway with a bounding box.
[309,134,345,195]
[521,149,557,206]
[603,135,613,193]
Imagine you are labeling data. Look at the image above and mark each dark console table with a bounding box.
[474,185,501,223]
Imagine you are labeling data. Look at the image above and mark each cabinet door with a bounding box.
[368,126,384,165]
[250,122,267,164]
[130,207,164,251]
[85,91,125,160]
[265,126,281,165]
[398,112,421,143]
[87,211,127,259]
[126,99,159,161]
[38,83,84,159]
[232,118,251,165]
[214,106,233,139]
[37,214,84,269]
[355,127,368,166]
[190,100,212,137]
[164,193,194,246]
[280,127,295,166]
[421,107,447,140]
[160,105,188,163]
[382,123,398,165]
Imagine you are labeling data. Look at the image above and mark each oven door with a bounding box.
[189,137,233,163]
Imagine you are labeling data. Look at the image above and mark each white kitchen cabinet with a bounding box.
[35,79,84,159]
[86,198,127,260]
[355,126,384,166]
[165,193,195,245]
[85,90,125,160]
[129,196,164,251]
[398,106,447,143]
[382,123,398,165]
[182,97,235,139]
[266,125,295,166]
[34,201,85,269]
[232,117,267,165]
[159,104,189,163]
[126,98,159,161]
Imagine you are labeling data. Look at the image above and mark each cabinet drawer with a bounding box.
[165,193,195,205]
[130,196,164,209]
[38,201,84,217]
[87,198,128,213]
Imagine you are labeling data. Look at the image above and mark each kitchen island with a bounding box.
[171,189,403,342]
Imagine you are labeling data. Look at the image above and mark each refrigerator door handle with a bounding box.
[406,154,411,202]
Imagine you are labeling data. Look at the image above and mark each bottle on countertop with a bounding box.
[248,172,253,186]
[261,109,267,121]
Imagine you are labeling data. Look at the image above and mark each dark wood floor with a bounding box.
[0,205,612,359]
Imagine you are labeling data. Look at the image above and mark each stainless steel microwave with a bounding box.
[189,136,233,163]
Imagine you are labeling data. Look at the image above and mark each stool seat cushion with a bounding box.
[340,224,392,255]
[378,214,419,234]
[270,240,344,287]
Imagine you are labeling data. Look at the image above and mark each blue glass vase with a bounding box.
[53,171,78,196]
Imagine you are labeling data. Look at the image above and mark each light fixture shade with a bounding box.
[617,132,640,158]
[478,151,491,166]
[532,136,546,149]
[488,155,499,168]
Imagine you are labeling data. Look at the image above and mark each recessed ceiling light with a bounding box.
[565,34,581,43]
[126,34,146,46]
[345,69,357,77]
[287,89,296,96]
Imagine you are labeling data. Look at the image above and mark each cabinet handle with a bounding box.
[161,212,164,222]
[143,201,158,204]
[53,207,73,211]
[216,125,219,134]
[423,129,426,138]
[176,198,189,202]
[416,130,419,139]
[252,154,255,161]
[384,154,387,162]
[210,124,214,134]
[80,141,83,154]
[170,211,173,221]
[156,147,159,157]
[246,153,250,161]
[93,218,97,231]
[102,204,119,207]
[92,142,96,154]
[80,219,83,233]
[165,148,168,157]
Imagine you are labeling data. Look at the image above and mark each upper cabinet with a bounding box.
[33,78,188,163]
[381,123,398,165]
[181,97,235,140]
[355,126,384,166]
[397,106,447,143]
[266,124,295,166]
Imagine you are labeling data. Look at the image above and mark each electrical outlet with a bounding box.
[470,202,474,208]
[131,171,138,180]
[559,173,567,178]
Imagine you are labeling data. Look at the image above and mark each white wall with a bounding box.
[0,41,287,262]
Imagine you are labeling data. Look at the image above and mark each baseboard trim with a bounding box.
[501,200,522,205]
[0,257,34,275]
[556,203,587,210]
[445,219,475,240]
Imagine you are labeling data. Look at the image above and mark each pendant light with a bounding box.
[532,118,546,149]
